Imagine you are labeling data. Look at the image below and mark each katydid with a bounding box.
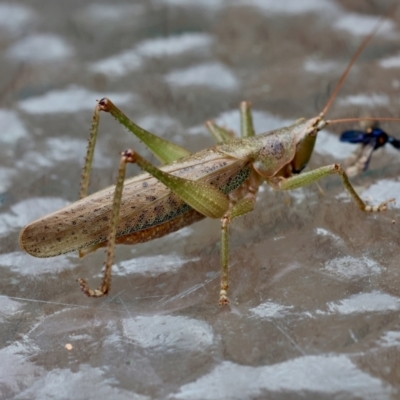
[19,16,398,305]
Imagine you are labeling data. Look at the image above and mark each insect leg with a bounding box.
[80,103,101,199]
[98,98,191,163]
[205,120,235,143]
[78,150,132,297]
[275,164,394,212]
[239,101,255,138]
[80,98,192,201]
[79,99,194,258]
[121,149,231,218]
[345,145,376,177]
[205,101,255,143]
[344,144,364,168]
[219,195,256,305]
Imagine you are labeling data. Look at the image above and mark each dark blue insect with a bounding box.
[340,126,400,150]
[339,124,400,176]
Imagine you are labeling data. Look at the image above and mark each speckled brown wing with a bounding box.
[19,149,251,257]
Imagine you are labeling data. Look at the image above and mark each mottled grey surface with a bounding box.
[1,0,400,399]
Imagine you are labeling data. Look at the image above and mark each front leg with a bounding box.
[273,164,394,212]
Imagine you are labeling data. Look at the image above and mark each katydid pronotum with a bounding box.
[19,16,398,305]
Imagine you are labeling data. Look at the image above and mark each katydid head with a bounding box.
[291,113,328,173]
[290,10,394,175]
[250,116,327,179]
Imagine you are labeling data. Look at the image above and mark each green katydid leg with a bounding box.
[219,195,257,305]
[220,98,259,304]
[78,99,197,257]
[275,164,394,212]
[78,150,131,297]
[98,98,191,164]
[80,104,101,199]
[240,101,255,138]
[205,121,235,143]
[205,101,255,143]
[80,98,192,202]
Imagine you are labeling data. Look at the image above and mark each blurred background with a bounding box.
[1,0,400,399]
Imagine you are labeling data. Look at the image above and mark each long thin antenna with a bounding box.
[327,117,400,125]
[320,5,396,117]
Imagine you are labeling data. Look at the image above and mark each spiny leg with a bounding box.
[98,98,190,163]
[124,150,230,219]
[220,214,230,305]
[219,188,258,305]
[78,151,132,297]
[78,98,194,258]
[275,163,394,212]
[80,99,191,200]
[80,103,101,199]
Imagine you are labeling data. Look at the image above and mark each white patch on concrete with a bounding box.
[6,34,74,62]
[18,85,137,114]
[165,62,239,91]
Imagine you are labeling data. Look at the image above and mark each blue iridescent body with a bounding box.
[340,126,400,150]
[340,125,400,175]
